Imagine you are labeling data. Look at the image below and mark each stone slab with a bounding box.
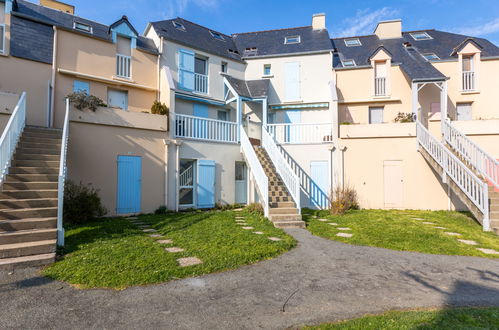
[237,223,248,226]
[444,232,462,236]
[328,223,338,226]
[433,227,447,230]
[337,227,351,231]
[142,229,157,233]
[476,248,499,255]
[411,218,426,221]
[457,239,478,246]
[318,219,329,222]
[268,237,282,241]
[149,234,162,238]
[422,222,436,225]
[242,227,254,230]
[177,257,203,267]
[157,240,173,244]
[336,233,353,238]
[165,247,184,253]
[253,232,264,235]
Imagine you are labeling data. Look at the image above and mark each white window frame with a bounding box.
[422,53,440,61]
[284,35,301,44]
[341,59,356,67]
[263,64,272,76]
[344,38,361,47]
[0,23,5,55]
[410,32,432,41]
[368,106,384,124]
[210,31,225,41]
[73,21,93,34]
[172,21,186,31]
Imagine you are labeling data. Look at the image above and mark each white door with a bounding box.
[383,160,403,209]
[457,103,472,121]
[108,89,128,110]
[235,162,247,204]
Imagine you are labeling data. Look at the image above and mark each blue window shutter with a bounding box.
[285,110,301,143]
[193,103,208,118]
[310,161,330,208]
[197,160,216,208]
[285,62,300,101]
[193,104,208,138]
[179,49,195,91]
[73,80,90,94]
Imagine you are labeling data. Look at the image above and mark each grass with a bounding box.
[42,210,296,289]
[304,209,499,258]
[303,307,499,329]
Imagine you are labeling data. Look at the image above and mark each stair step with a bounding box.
[0,252,55,270]
[270,201,296,208]
[20,136,62,144]
[0,239,56,258]
[0,228,57,245]
[490,204,499,212]
[0,218,57,231]
[3,182,58,190]
[0,207,57,220]
[0,198,58,209]
[269,208,299,215]
[22,130,62,138]
[19,143,61,151]
[12,160,59,168]
[14,153,60,161]
[489,211,499,220]
[15,147,60,155]
[0,190,58,199]
[9,167,59,174]
[6,174,58,182]
[269,214,303,222]
[273,220,306,229]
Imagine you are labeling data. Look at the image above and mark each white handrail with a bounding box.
[266,123,333,144]
[240,129,269,217]
[57,98,70,246]
[262,128,301,212]
[174,113,238,143]
[443,119,499,190]
[0,92,26,183]
[179,165,193,187]
[417,121,490,231]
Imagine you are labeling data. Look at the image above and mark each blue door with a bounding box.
[310,161,329,209]
[285,110,301,143]
[117,156,142,214]
[197,160,215,208]
[193,103,208,139]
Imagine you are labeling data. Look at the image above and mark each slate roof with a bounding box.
[223,74,270,99]
[232,26,333,58]
[10,14,54,64]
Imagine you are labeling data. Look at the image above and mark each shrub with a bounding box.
[244,203,264,216]
[215,203,242,211]
[67,91,105,112]
[394,112,415,123]
[154,205,168,215]
[330,185,359,215]
[151,101,169,116]
[64,180,107,225]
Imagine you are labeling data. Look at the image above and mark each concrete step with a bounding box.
[22,130,62,138]
[9,167,59,175]
[270,201,296,208]
[273,220,306,229]
[6,174,58,182]
[15,147,60,155]
[0,228,57,245]
[0,239,56,258]
[489,211,499,220]
[490,204,499,212]
[3,181,58,190]
[12,160,59,168]
[0,207,57,220]
[24,126,62,134]
[0,198,58,209]
[14,153,60,161]
[269,214,303,222]
[269,191,291,197]
[0,190,58,199]
[0,218,57,232]
[20,136,62,144]
[269,196,291,203]
[269,207,299,215]
[0,253,55,270]
[19,143,61,150]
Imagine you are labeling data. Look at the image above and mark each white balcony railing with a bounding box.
[57,98,70,246]
[0,24,5,54]
[375,77,386,96]
[194,73,208,94]
[266,123,333,144]
[179,165,194,187]
[462,71,475,91]
[116,54,131,79]
[174,113,238,143]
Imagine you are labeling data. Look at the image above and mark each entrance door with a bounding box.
[310,161,329,208]
[179,159,196,207]
[108,89,128,110]
[197,160,215,208]
[383,160,403,209]
[235,162,247,204]
[285,110,301,143]
[117,155,142,214]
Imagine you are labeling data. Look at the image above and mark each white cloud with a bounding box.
[453,18,499,37]
[164,0,221,18]
[334,7,400,37]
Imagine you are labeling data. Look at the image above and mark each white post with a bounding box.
[412,82,419,121]
[236,97,242,143]
[440,80,448,141]
[262,98,268,128]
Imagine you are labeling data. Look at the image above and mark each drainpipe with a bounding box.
[163,139,170,208]
[157,36,164,102]
[50,26,58,128]
[174,140,182,212]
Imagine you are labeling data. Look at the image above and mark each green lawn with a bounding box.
[42,210,296,289]
[303,307,499,329]
[304,209,499,258]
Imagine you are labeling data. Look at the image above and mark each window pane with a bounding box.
[0,25,4,52]
[195,58,206,75]
[235,163,246,181]
[117,36,131,56]
[217,111,227,121]
[462,56,472,71]
[179,188,194,205]
[375,61,387,77]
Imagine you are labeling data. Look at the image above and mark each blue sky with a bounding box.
[63,0,499,44]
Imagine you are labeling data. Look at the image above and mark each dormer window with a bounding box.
[341,59,356,67]
[344,38,361,47]
[410,32,432,41]
[74,22,92,34]
[284,35,301,44]
[244,47,258,56]
[210,31,225,41]
[422,53,440,61]
[172,21,185,31]
[228,49,240,55]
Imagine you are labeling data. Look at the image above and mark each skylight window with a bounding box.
[422,53,440,61]
[74,22,92,33]
[172,21,185,31]
[344,38,361,47]
[210,31,225,41]
[228,49,240,55]
[284,35,301,44]
[410,32,432,41]
[341,59,356,67]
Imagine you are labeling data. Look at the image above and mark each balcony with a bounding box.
[0,24,5,54]
[374,77,386,96]
[462,71,475,91]
[174,113,238,143]
[116,54,131,79]
[267,123,333,144]
[194,73,208,94]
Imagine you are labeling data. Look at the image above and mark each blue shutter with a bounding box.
[197,160,216,208]
[179,49,195,91]
[285,62,300,101]
[73,80,90,94]
[193,103,208,139]
[117,156,142,214]
[310,161,329,209]
[285,110,301,143]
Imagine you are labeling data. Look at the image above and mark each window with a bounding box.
[74,22,92,33]
[73,80,90,94]
[195,57,207,75]
[410,32,432,40]
[285,35,301,44]
[228,49,240,55]
[217,110,228,121]
[422,53,440,61]
[462,55,474,72]
[263,64,272,76]
[341,59,356,67]
[116,36,132,78]
[179,159,195,206]
[210,31,225,41]
[107,89,128,110]
[244,47,258,56]
[117,36,131,56]
[0,24,4,54]
[456,103,472,120]
[267,112,276,124]
[369,106,384,124]
[221,61,227,73]
[344,38,361,47]
[172,21,185,31]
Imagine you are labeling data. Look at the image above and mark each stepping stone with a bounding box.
[476,248,499,255]
[235,220,245,222]
[234,208,244,211]
[412,218,426,221]
[165,247,184,253]
[434,226,447,230]
[177,257,203,267]
[143,229,157,233]
[338,227,351,231]
[253,232,264,235]
[237,223,248,226]
[149,234,162,238]
[318,219,329,222]
[235,217,245,219]
[157,240,173,244]
[328,223,338,226]
[422,222,436,225]
[127,217,138,220]
[268,237,282,241]
[242,226,254,230]
[336,233,353,238]
[138,225,150,228]
[444,232,461,236]
[312,216,318,218]
[457,239,478,246]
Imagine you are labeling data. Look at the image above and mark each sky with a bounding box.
[60,0,499,44]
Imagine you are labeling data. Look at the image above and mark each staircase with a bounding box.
[0,126,62,270]
[254,147,305,228]
[489,187,499,235]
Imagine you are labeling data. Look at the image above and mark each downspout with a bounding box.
[163,139,170,208]
[50,26,58,128]
[175,140,182,212]
[157,36,164,102]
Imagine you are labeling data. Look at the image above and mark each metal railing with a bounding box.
[375,77,386,96]
[116,54,131,79]
[179,165,193,187]
[443,119,499,190]
[266,123,333,144]
[174,113,238,143]
[417,121,490,231]
[462,71,475,91]
[262,128,301,212]
[0,24,5,54]
[0,92,26,183]
[194,73,208,94]
[57,98,70,246]
[240,128,269,217]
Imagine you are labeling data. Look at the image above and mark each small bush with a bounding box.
[245,203,264,216]
[151,101,169,116]
[67,91,105,112]
[64,180,107,225]
[215,203,242,211]
[394,112,415,123]
[330,185,359,215]
[154,205,168,215]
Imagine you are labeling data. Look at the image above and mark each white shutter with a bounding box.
[369,107,384,124]
[375,61,387,78]
[285,62,300,101]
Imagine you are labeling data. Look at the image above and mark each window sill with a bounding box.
[282,100,303,104]
[262,75,274,78]
[373,95,391,99]
[113,76,134,83]
[461,90,480,95]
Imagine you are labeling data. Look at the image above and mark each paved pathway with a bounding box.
[1,229,498,329]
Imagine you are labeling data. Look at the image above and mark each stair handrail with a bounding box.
[240,129,269,217]
[262,128,301,213]
[417,121,490,231]
[443,119,499,190]
[57,98,70,246]
[0,92,26,183]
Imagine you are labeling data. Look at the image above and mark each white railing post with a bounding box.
[462,71,475,91]
[57,98,70,246]
[194,73,208,94]
[116,54,131,79]
[375,77,386,96]
[173,113,238,144]
[266,123,333,144]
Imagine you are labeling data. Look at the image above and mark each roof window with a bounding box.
[172,21,186,31]
[228,49,240,55]
[422,53,440,61]
[210,31,225,41]
[284,35,301,44]
[74,22,92,34]
[344,38,361,47]
[410,32,432,41]
[341,59,356,67]
[244,47,258,56]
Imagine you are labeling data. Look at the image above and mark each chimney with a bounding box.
[312,13,326,30]
[39,0,75,14]
[374,19,402,39]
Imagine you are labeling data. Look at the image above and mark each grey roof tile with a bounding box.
[223,74,269,98]
[10,15,53,64]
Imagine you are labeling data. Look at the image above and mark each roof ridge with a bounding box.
[232,25,311,36]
